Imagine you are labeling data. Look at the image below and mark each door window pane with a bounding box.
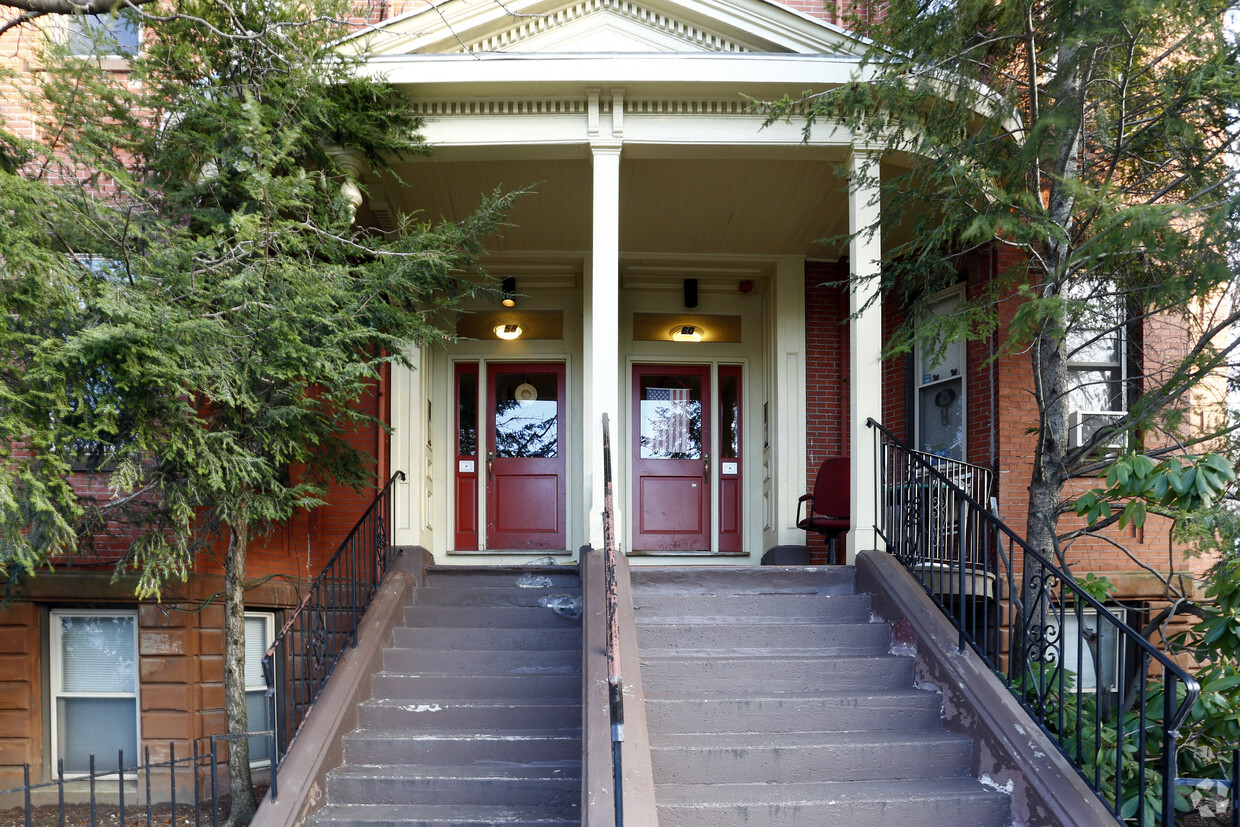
[457,367,478,456]
[639,375,703,459]
[719,369,740,459]
[494,373,558,458]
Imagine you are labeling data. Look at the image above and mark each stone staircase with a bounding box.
[631,565,1013,827]
[310,566,584,827]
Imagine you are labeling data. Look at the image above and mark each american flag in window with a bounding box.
[642,386,699,458]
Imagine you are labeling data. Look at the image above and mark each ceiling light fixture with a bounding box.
[494,323,523,340]
[671,324,702,343]
[501,276,517,308]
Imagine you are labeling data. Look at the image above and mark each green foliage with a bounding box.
[1076,571,1116,603]
[1074,452,1237,530]
[3,3,521,821]
[0,0,520,596]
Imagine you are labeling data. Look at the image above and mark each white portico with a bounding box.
[349,0,886,563]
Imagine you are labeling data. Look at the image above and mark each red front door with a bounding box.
[632,364,711,551]
[486,363,566,551]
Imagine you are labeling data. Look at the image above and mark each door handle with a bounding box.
[703,452,710,483]
[487,451,495,480]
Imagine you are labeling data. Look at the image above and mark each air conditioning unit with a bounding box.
[1068,410,1126,451]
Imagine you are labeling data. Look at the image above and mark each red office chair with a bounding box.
[796,456,851,565]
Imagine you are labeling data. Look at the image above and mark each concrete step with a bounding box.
[649,729,975,784]
[326,764,580,807]
[402,605,582,629]
[424,566,581,589]
[631,591,871,622]
[390,626,581,651]
[636,620,890,655]
[640,653,915,693]
[311,803,580,826]
[341,730,582,766]
[411,586,582,609]
[645,690,944,733]
[382,647,580,675]
[654,777,1012,827]
[368,672,580,701]
[631,565,855,595]
[356,698,581,731]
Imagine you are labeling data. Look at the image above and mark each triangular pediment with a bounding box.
[355,0,862,58]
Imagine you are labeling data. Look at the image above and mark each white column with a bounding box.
[586,141,622,551]
[771,256,807,549]
[848,149,882,559]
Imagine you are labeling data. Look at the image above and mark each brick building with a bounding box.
[0,0,1227,800]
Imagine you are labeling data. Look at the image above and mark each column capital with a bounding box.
[590,141,623,158]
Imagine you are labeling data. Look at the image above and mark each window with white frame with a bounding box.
[915,287,966,460]
[66,11,141,56]
[1064,280,1127,450]
[51,611,139,775]
[244,613,275,767]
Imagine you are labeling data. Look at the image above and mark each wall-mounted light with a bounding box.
[670,324,702,343]
[501,276,517,308]
[494,323,523,340]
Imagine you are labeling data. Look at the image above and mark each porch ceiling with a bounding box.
[366,154,855,262]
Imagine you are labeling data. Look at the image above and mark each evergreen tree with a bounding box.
[1,3,517,823]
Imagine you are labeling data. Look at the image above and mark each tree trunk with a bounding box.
[223,514,257,827]
[1026,316,1070,565]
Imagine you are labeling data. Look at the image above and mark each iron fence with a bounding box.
[260,471,404,778]
[0,734,272,827]
[869,418,1202,826]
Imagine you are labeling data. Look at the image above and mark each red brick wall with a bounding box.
[798,244,1209,591]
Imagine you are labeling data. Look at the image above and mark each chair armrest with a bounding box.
[796,493,814,526]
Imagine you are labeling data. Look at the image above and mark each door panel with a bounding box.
[486,364,566,550]
[632,365,711,551]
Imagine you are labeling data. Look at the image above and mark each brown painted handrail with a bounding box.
[601,413,624,825]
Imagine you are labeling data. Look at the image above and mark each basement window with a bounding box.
[50,611,140,775]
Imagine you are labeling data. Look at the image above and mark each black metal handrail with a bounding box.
[868,418,1200,826]
[260,470,405,781]
[601,413,624,826]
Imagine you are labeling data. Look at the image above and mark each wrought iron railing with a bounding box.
[868,418,1200,826]
[0,734,272,827]
[261,470,404,778]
